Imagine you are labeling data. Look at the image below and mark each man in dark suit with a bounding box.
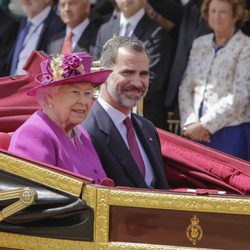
[0,8,19,76]
[7,0,65,76]
[147,0,212,125]
[93,0,173,130]
[47,0,98,56]
[83,36,169,189]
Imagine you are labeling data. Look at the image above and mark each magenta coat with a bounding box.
[9,109,107,183]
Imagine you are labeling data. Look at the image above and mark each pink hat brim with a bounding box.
[27,69,112,96]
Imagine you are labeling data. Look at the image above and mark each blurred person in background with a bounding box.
[89,0,117,26]
[47,0,98,56]
[179,0,250,161]
[7,0,65,76]
[148,0,250,134]
[147,0,211,133]
[0,4,19,76]
[93,0,174,130]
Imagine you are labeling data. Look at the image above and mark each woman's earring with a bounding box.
[49,104,53,108]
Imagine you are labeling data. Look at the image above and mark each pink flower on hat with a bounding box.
[61,54,85,79]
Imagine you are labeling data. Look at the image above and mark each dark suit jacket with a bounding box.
[89,0,115,28]
[47,21,99,56]
[83,101,169,189]
[0,10,20,76]
[6,8,65,76]
[148,0,211,118]
[93,13,174,129]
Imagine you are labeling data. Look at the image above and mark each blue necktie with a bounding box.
[124,22,131,37]
[10,20,32,75]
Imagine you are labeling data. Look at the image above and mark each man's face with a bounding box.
[21,0,50,18]
[115,0,144,18]
[60,0,90,28]
[105,47,149,114]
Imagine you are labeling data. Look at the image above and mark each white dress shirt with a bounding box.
[16,5,51,75]
[98,97,155,187]
[119,9,145,37]
[181,0,190,5]
[65,18,90,51]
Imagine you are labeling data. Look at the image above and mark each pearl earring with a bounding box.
[49,104,53,108]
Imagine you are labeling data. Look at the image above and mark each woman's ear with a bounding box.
[46,91,54,107]
[46,86,60,106]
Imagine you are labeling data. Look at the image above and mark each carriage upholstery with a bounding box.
[158,128,250,194]
[0,132,11,150]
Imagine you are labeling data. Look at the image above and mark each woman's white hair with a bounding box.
[35,85,60,106]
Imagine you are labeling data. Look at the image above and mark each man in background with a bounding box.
[8,0,65,76]
[47,0,98,56]
[93,0,173,130]
[0,7,19,76]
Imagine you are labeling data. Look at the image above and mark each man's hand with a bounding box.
[183,123,211,142]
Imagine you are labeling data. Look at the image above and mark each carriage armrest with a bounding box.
[0,132,12,150]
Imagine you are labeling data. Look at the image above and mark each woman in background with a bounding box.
[179,0,250,161]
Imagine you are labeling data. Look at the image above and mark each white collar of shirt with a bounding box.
[120,8,145,36]
[66,18,90,49]
[98,96,129,128]
[28,5,51,27]
[181,0,190,5]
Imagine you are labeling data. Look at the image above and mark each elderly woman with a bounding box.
[9,52,112,183]
[179,0,250,161]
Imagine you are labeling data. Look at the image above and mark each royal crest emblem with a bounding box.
[186,215,203,245]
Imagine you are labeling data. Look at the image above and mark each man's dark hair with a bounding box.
[100,35,149,68]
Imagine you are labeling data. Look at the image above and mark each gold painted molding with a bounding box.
[0,187,37,221]
[81,185,97,210]
[109,242,210,250]
[0,152,85,197]
[105,188,250,215]
[0,232,94,250]
[95,188,110,243]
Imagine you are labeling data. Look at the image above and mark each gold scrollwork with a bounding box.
[0,187,37,221]
[186,215,203,246]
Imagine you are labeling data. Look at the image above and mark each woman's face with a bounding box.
[48,82,93,132]
[208,0,237,34]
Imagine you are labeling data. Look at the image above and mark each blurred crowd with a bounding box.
[0,0,250,161]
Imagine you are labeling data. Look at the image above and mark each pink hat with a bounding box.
[27,52,111,96]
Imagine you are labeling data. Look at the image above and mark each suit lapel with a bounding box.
[110,19,120,36]
[73,25,90,52]
[73,22,100,54]
[49,31,65,53]
[133,14,150,39]
[93,102,147,187]
[36,10,52,49]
